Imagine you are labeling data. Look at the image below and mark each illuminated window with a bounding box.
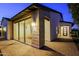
[63,26,67,36]
[19,21,24,42]
[13,23,18,40]
[25,18,32,45]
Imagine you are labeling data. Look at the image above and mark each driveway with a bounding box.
[0,40,79,56]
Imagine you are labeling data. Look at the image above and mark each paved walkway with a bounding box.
[0,40,79,56]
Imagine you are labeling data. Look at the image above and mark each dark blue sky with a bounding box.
[0,3,73,22]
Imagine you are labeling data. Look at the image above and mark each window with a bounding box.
[13,23,18,40]
[63,26,67,36]
[19,21,24,42]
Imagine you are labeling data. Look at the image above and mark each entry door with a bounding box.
[60,26,69,37]
[25,18,32,45]
[45,19,50,41]
[19,21,24,43]
[13,23,18,40]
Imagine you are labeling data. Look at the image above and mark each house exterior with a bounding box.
[0,26,2,37]
[1,3,74,48]
[0,22,2,37]
[58,21,73,39]
[1,17,11,39]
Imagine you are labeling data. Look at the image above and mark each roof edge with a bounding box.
[11,3,63,20]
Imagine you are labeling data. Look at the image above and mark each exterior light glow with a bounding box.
[3,27,6,31]
[31,22,36,32]
[32,22,36,27]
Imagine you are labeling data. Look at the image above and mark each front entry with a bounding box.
[60,26,70,38]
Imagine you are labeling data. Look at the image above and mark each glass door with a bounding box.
[61,26,69,37]
[13,23,18,40]
[19,21,24,43]
[25,18,32,45]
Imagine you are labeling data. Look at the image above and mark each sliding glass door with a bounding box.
[13,18,32,44]
[13,23,18,40]
[25,18,32,45]
[19,21,25,43]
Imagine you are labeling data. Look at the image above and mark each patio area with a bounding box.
[0,39,79,56]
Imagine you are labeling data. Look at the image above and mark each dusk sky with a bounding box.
[0,3,73,22]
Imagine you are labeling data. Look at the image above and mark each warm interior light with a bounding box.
[31,22,36,27]
[3,27,6,31]
[31,22,36,32]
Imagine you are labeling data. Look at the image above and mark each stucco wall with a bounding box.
[38,9,62,41]
[50,11,62,40]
